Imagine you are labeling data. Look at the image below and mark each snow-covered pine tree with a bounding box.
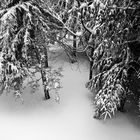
[0,0,64,100]
[85,0,140,120]
[51,0,84,63]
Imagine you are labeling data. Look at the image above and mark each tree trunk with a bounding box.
[41,69,50,100]
[89,47,94,80]
[89,60,93,80]
[44,47,49,68]
[73,35,77,57]
[41,47,50,100]
[35,46,50,100]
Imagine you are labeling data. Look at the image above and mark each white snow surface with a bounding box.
[0,48,140,140]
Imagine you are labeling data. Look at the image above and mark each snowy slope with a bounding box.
[0,49,139,140]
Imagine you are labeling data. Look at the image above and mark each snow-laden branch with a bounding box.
[40,5,82,37]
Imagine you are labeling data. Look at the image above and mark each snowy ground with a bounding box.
[0,48,140,140]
